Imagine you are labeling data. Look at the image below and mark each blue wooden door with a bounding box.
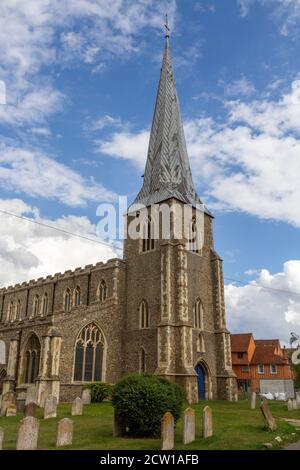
[195,363,205,400]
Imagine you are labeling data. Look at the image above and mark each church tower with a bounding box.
[123,28,237,403]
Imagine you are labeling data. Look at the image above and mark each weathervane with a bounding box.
[164,13,170,38]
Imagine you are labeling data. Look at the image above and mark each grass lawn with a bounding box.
[0,400,299,450]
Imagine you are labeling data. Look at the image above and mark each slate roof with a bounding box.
[131,35,211,215]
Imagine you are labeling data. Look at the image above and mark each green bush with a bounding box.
[83,382,112,403]
[112,373,184,437]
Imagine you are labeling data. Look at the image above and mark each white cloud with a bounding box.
[91,115,124,131]
[0,80,6,105]
[221,76,256,97]
[0,144,117,207]
[98,129,150,170]
[237,0,255,17]
[0,198,119,287]
[225,260,300,344]
[98,78,300,227]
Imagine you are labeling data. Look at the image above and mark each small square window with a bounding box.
[270,364,277,374]
[241,366,249,372]
[237,352,244,359]
[258,364,264,374]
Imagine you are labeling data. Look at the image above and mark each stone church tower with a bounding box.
[0,33,236,406]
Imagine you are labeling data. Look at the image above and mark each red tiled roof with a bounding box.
[251,344,288,365]
[230,333,253,352]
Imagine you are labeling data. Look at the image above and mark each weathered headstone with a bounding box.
[40,389,50,409]
[24,402,37,418]
[16,416,39,450]
[0,391,16,416]
[81,389,91,405]
[0,427,4,450]
[260,401,277,431]
[183,408,195,445]
[25,385,37,405]
[202,405,213,438]
[161,412,174,450]
[56,418,73,447]
[292,399,298,410]
[71,397,83,416]
[16,392,26,413]
[251,392,256,410]
[113,410,126,437]
[287,398,293,411]
[44,395,57,419]
[6,405,17,416]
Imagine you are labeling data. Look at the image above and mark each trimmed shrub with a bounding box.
[112,373,184,437]
[83,382,112,403]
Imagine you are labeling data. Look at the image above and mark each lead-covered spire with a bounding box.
[132,28,209,213]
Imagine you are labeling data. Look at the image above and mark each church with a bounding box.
[0,31,237,406]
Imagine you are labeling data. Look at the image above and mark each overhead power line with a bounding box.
[224,277,300,298]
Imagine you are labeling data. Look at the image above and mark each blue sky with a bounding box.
[1,0,300,343]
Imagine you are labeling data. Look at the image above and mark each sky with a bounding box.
[1,0,300,345]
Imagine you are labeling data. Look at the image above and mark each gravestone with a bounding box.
[292,399,298,410]
[202,406,213,438]
[260,401,277,431]
[113,410,126,437]
[0,427,4,450]
[183,408,195,445]
[1,392,16,416]
[16,416,39,450]
[287,399,293,411]
[16,392,26,413]
[6,405,16,416]
[56,418,73,447]
[24,402,37,418]
[25,385,37,405]
[71,397,83,416]
[251,392,256,410]
[82,389,91,405]
[161,412,174,450]
[44,395,57,419]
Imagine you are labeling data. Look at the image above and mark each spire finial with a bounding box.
[164,13,170,39]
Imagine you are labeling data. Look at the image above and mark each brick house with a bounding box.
[231,333,295,397]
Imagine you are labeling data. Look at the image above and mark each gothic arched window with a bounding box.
[73,323,105,383]
[142,217,155,252]
[15,300,21,321]
[188,216,202,253]
[197,333,205,353]
[24,335,41,384]
[8,301,14,322]
[41,293,48,316]
[139,301,150,329]
[74,286,81,307]
[194,299,204,329]
[140,348,146,373]
[33,295,40,317]
[64,288,72,312]
[98,280,107,302]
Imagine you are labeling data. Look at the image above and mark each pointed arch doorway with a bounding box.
[195,363,206,400]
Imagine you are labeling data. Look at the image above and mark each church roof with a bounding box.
[131,33,211,216]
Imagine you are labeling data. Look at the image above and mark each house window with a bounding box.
[98,280,107,302]
[194,299,204,329]
[140,348,146,373]
[24,335,41,384]
[73,323,105,382]
[237,352,244,359]
[241,366,249,372]
[15,300,21,320]
[258,364,264,374]
[41,293,48,316]
[33,295,40,317]
[64,288,72,312]
[142,217,155,252]
[140,301,150,329]
[74,286,81,306]
[270,364,278,374]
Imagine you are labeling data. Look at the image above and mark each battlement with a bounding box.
[0,257,125,294]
